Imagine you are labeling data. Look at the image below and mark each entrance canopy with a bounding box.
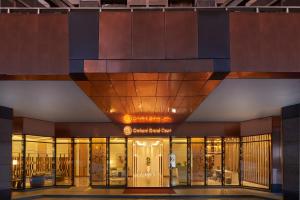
[76,72,221,124]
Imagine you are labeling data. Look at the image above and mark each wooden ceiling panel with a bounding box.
[76,72,224,124]
[75,81,92,96]
[158,73,185,81]
[172,96,184,108]
[90,81,117,97]
[154,97,171,113]
[156,81,181,97]
[111,81,137,96]
[183,72,212,80]
[177,81,206,96]
[133,73,159,80]
[135,81,157,96]
[199,80,221,95]
[140,97,157,113]
[109,73,134,81]
[93,97,125,114]
[85,73,109,81]
[119,97,136,114]
[131,96,142,113]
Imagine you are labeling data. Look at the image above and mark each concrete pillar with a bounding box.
[0,106,13,200]
[271,117,282,193]
[282,104,300,200]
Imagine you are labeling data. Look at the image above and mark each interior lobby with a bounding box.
[1,3,300,200]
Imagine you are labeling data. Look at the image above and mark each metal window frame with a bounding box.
[90,138,108,188]
[14,134,272,191]
[55,139,73,187]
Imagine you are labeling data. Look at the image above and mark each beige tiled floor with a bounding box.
[12,187,283,200]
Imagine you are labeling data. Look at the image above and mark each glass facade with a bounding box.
[191,138,205,186]
[206,137,222,185]
[74,138,90,187]
[171,138,188,186]
[242,134,271,189]
[91,138,107,186]
[224,138,240,185]
[11,134,271,190]
[12,135,24,189]
[109,138,126,186]
[56,138,73,186]
[25,135,55,188]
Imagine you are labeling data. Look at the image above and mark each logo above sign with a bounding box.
[123,126,133,136]
[123,125,172,135]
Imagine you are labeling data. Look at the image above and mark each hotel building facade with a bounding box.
[0,2,300,200]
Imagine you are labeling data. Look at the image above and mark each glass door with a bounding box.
[74,138,90,187]
[127,138,169,187]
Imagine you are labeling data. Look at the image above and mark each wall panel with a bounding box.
[165,10,198,59]
[99,11,132,59]
[132,10,165,59]
[230,12,300,72]
[0,14,69,75]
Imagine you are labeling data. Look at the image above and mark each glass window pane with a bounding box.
[91,142,107,186]
[56,138,72,144]
[242,134,271,189]
[74,139,90,187]
[110,138,126,186]
[12,134,23,141]
[25,135,54,188]
[56,142,73,185]
[74,138,89,143]
[224,137,240,185]
[171,138,187,186]
[26,135,54,143]
[206,137,222,185]
[191,138,204,143]
[110,138,126,144]
[12,135,24,189]
[191,138,205,186]
[92,138,106,143]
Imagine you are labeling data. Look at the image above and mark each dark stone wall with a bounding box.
[69,10,99,76]
[0,107,13,200]
[282,104,300,200]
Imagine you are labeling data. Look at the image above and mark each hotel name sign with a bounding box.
[123,125,172,136]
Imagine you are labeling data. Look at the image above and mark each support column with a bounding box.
[282,104,300,200]
[0,106,13,200]
[271,117,282,193]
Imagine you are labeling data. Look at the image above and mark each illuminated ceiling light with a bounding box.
[109,108,115,113]
[171,108,177,113]
[123,114,132,124]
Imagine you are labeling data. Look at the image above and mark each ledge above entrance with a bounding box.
[82,59,215,73]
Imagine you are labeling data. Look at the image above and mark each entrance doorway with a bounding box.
[127,138,170,187]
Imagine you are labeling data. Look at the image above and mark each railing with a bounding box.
[0,6,299,13]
